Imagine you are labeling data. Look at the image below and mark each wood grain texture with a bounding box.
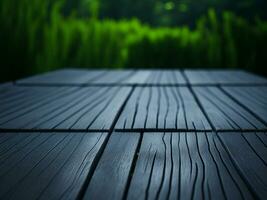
[0,86,132,130]
[127,132,259,200]
[90,70,137,84]
[1,69,267,200]
[145,70,186,85]
[17,70,146,86]
[17,69,106,85]
[1,132,266,200]
[0,132,108,200]
[218,132,267,200]
[193,86,266,130]
[83,132,140,200]
[16,69,188,86]
[125,71,151,84]
[222,86,267,125]
[185,70,267,85]
[116,87,211,131]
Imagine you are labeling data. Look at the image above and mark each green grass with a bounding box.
[0,0,267,82]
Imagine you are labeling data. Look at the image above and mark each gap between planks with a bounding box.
[219,86,267,128]
[76,86,136,200]
[13,82,267,87]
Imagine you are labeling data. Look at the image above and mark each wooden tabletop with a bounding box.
[0,69,266,200]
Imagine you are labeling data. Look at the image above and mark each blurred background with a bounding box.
[0,0,267,82]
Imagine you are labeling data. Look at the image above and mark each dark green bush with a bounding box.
[126,10,267,72]
[0,0,267,82]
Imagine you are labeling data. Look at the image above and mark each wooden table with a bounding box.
[0,69,267,200]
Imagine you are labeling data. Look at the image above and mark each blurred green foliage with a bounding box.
[0,0,267,82]
[99,0,267,26]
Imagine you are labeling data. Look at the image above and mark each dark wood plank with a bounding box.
[0,87,76,127]
[17,69,106,85]
[127,132,255,200]
[218,132,267,199]
[2,69,267,200]
[145,70,187,85]
[0,82,13,90]
[125,70,151,84]
[185,70,267,85]
[0,86,132,130]
[193,87,266,130]
[0,132,108,200]
[83,132,140,200]
[222,86,267,125]
[91,70,136,84]
[116,87,211,131]
[17,70,150,86]
[0,83,38,100]
[16,69,188,86]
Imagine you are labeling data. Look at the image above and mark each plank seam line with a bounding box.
[1,129,266,133]
[181,70,216,132]
[13,82,267,87]
[181,69,190,85]
[114,129,267,132]
[0,129,110,133]
[219,86,267,129]
[2,129,267,133]
[76,86,136,200]
[215,132,260,199]
[122,131,144,200]
[75,132,112,200]
[14,83,191,87]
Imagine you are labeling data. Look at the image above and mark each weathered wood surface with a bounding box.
[17,69,187,86]
[116,87,211,131]
[193,87,266,130]
[0,69,267,200]
[185,70,267,85]
[83,132,140,200]
[222,86,267,125]
[0,132,108,200]
[127,132,266,200]
[17,69,107,85]
[0,132,266,200]
[0,86,131,131]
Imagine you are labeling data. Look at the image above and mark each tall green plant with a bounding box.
[0,1,267,82]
